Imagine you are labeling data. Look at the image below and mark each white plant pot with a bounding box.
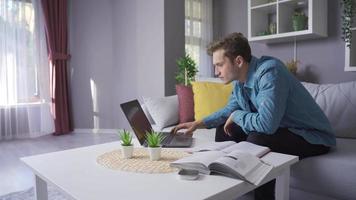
[121,145,134,159]
[148,147,161,161]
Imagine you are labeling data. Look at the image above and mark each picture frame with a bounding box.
[344,28,356,71]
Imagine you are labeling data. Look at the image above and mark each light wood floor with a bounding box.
[0,132,118,196]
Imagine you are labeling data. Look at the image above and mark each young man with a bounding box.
[173,32,336,200]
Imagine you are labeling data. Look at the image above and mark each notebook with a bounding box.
[120,99,193,147]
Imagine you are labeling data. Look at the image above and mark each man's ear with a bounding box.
[234,55,244,66]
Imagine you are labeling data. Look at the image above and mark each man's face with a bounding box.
[212,49,239,84]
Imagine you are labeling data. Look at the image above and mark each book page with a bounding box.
[221,141,270,157]
[190,141,236,152]
[244,162,273,186]
[170,151,225,174]
[216,151,260,177]
[190,141,270,158]
[209,151,273,185]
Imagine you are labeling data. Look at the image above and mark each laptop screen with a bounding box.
[120,100,153,145]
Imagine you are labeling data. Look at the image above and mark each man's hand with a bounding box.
[224,114,235,136]
[172,120,205,135]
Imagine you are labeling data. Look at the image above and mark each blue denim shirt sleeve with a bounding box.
[202,88,240,129]
[232,67,289,134]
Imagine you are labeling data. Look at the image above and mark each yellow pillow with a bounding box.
[192,81,233,120]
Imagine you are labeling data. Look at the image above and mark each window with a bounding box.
[0,0,40,105]
[185,0,202,66]
[185,0,213,77]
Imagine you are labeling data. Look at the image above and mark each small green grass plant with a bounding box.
[145,130,165,148]
[119,129,133,146]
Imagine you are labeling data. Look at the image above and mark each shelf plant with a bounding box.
[119,129,133,159]
[145,130,166,161]
[341,0,355,47]
[292,11,308,31]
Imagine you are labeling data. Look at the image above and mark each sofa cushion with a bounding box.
[143,95,179,130]
[192,81,233,121]
[176,84,195,123]
[290,138,356,200]
[302,81,356,138]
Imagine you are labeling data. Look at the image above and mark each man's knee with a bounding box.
[215,123,247,142]
[246,132,274,147]
[215,124,228,142]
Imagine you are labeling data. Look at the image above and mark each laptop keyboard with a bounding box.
[162,133,175,144]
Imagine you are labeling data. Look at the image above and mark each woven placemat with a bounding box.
[96,148,190,173]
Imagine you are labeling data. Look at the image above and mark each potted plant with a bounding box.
[119,129,133,159]
[145,130,166,161]
[175,54,198,123]
[175,54,198,86]
[292,11,308,31]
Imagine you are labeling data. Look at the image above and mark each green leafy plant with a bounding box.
[145,130,166,148]
[175,54,198,86]
[119,129,133,146]
[292,11,308,31]
[341,0,355,47]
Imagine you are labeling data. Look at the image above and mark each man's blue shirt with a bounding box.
[203,56,336,146]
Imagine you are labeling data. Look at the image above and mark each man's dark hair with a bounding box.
[207,32,252,63]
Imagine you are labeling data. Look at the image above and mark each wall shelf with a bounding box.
[248,0,327,43]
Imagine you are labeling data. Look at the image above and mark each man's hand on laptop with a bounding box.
[172,120,205,135]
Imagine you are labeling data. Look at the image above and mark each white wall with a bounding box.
[69,0,115,129]
[69,0,184,130]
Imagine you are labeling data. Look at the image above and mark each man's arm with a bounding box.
[173,85,240,135]
[231,67,289,134]
[202,88,240,129]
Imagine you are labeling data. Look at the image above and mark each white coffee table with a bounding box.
[21,139,298,200]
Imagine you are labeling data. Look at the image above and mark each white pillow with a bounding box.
[143,95,179,130]
[141,103,155,125]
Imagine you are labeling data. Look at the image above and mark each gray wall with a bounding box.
[69,0,184,130]
[164,1,185,96]
[213,0,356,83]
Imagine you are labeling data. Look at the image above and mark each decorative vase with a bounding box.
[292,14,308,31]
[148,147,161,161]
[269,23,276,34]
[121,145,134,159]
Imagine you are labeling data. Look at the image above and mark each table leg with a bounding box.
[35,175,48,200]
[275,168,290,200]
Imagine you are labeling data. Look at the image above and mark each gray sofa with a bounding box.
[290,81,356,200]
[153,80,356,200]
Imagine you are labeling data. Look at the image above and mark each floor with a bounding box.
[0,132,118,196]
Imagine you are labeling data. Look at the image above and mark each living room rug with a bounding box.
[0,185,67,200]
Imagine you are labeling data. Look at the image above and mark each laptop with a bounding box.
[120,99,193,147]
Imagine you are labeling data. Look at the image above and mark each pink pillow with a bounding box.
[176,85,195,123]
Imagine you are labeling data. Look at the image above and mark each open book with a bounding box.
[170,141,273,185]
